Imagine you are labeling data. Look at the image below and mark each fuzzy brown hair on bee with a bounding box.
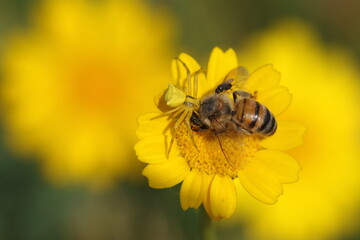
[191,91,277,137]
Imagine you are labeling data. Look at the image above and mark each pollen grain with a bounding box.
[175,124,261,178]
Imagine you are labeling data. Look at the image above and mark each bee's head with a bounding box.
[200,96,219,118]
[199,94,232,120]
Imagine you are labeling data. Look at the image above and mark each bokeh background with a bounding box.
[1,0,360,239]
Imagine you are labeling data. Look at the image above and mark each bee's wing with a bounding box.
[223,66,249,89]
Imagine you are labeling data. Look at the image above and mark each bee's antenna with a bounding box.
[215,133,236,168]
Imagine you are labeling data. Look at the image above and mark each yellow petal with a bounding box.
[204,175,238,220]
[238,157,284,204]
[135,113,169,139]
[134,135,167,163]
[260,121,307,150]
[206,47,238,90]
[180,170,212,210]
[142,156,190,189]
[254,150,301,183]
[171,53,201,87]
[243,64,280,93]
[203,197,218,220]
[257,86,292,116]
[224,48,238,70]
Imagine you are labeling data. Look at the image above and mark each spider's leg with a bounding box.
[192,69,206,98]
[166,128,175,159]
[173,108,188,130]
[174,58,191,96]
[151,105,182,120]
[166,109,188,158]
[184,109,199,152]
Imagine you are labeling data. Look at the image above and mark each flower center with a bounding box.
[175,124,261,178]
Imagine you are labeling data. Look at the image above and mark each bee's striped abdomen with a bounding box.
[232,98,277,136]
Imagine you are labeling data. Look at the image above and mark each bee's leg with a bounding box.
[184,110,199,152]
[151,105,183,120]
[190,111,209,131]
[174,57,191,96]
[238,127,252,135]
[233,90,252,101]
[190,111,202,128]
[251,90,258,99]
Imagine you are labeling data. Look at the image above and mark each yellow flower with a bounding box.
[134,47,306,220]
[1,0,174,188]
[232,19,360,239]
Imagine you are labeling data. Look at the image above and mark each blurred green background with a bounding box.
[0,0,360,239]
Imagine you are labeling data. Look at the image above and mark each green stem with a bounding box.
[200,208,217,240]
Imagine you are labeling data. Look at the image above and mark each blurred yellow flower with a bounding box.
[231,19,360,239]
[135,47,306,220]
[1,0,174,188]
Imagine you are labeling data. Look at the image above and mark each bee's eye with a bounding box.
[202,100,216,115]
[206,105,215,112]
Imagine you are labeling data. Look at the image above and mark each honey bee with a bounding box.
[192,91,276,136]
[191,67,277,166]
